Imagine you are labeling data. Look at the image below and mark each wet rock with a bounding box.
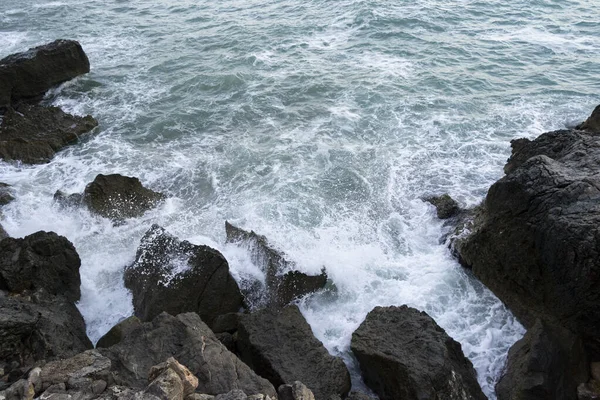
[83,174,165,220]
[496,319,588,400]
[124,225,243,326]
[0,223,8,241]
[278,382,315,400]
[99,312,276,397]
[351,305,486,400]
[425,194,460,219]
[577,105,600,133]
[236,305,351,400]
[96,316,142,349]
[0,291,92,375]
[0,104,98,164]
[0,231,82,302]
[0,39,90,109]
[225,222,327,308]
[0,182,14,206]
[453,112,600,354]
[53,190,84,208]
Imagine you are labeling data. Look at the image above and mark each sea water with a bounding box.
[1,0,598,397]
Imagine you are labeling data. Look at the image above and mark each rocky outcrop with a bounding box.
[96,316,142,349]
[236,305,351,400]
[0,224,8,241]
[83,174,165,220]
[351,305,486,400]
[0,183,14,206]
[496,319,588,400]
[0,39,90,110]
[99,312,277,397]
[225,222,327,308]
[278,381,315,400]
[0,104,98,164]
[0,231,82,302]
[576,105,600,133]
[452,107,600,355]
[425,194,460,219]
[124,225,243,326]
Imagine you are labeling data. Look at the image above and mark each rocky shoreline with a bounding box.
[1,39,599,400]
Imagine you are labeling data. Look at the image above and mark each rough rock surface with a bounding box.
[0,104,98,164]
[425,194,460,219]
[278,382,315,400]
[124,225,243,325]
[577,105,600,133]
[0,231,82,302]
[0,39,90,109]
[0,291,93,372]
[96,316,142,349]
[0,182,14,206]
[351,305,486,400]
[496,319,588,400]
[83,174,165,220]
[236,305,351,400]
[225,222,327,308]
[99,312,276,397]
[0,223,8,241]
[148,357,198,398]
[453,120,600,354]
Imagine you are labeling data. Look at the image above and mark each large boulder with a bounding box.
[350,306,486,400]
[0,290,93,375]
[124,225,244,326]
[236,305,351,400]
[99,312,277,397]
[0,39,90,109]
[96,316,142,349]
[496,319,588,400]
[225,222,327,308]
[0,231,82,302]
[453,115,600,354]
[83,174,165,220]
[0,104,98,164]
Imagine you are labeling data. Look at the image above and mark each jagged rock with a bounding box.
[40,350,111,389]
[83,174,165,220]
[278,382,315,400]
[496,319,588,400]
[124,225,243,326]
[0,39,90,109]
[577,105,600,133]
[0,291,93,377]
[351,305,486,400]
[425,194,460,219]
[0,182,14,206]
[578,380,600,400]
[0,231,82,302]
[148,358,198,398]
[453,113,600,355]
[225,222,327,308]
[53,190,84,208]
[0,223,8,241]
[0,104,98,164]
[215,390,249,400]
[236,305,351,400]
[96,316,142,349]
[145,368,184,400]
[99,312,276,397]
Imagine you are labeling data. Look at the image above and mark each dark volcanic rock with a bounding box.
[425,194,460,219]
[0,231,82,302]
[83,174,165,220]
[351,306,486,400]
[0,223,8,241]
[53,190,84,208]
[0,39,90,109]
[453,119,600,354]
[124,225,243,326]
[225,222,327,308]
[99,312,277,397]
[496,319,588,400]
[577,105,600,133]
[0,182,14,206]
[0,290,93,369]
[96,316,142,349]
[236,305,351,400]
[278,381,315,400]
[0,104,98,164]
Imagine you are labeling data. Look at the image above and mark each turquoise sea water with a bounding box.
[1,0,599,397]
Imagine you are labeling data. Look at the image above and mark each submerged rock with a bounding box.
[0,39,90,109]
[236,305,351,400]
[496,319,588,400]
[453,106,600,355]
[99,312,277,397]
[0,231,82,302]
[225,222,327,308]
[424,194,460,219]
[83,174,165,220]
[124,225,244,325]
[351,305,486,400]
[0,104,98,164]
